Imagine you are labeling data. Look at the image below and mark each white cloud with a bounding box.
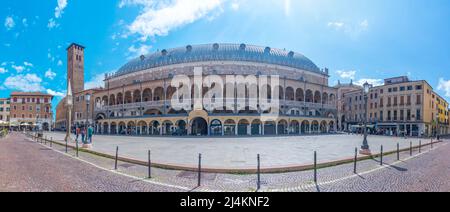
[45,69,57,80]
[328,19,369,38]
[1,62,7,66]
[57,60,63,66]
[4,74,45,92]
[354,78,384,87]
[0,67,7,74]
[120,0,225,41]
[55,0,68,18]
[231,2,240,11]
[128,44,152,59]
[85,73,108,89]
[46,89,65,97]
[12,65,25,73]
[438,78,450,97]
[47,18,58,29]
[328,21,344,30]
[24,61,33,67]
[336,70,356,79]
[4,16,15,30]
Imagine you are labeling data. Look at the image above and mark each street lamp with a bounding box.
[85,93,91,128]
[360,82,371,155]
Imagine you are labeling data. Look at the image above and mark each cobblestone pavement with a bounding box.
[0,133,183,192]
[44,131,427,169]
[2,133,448,192]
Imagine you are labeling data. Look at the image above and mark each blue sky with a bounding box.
[1,0,450,114]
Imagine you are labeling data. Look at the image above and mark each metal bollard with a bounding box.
[380,145,383,166]
[410,142,412,156]
[198,153,202,187]
[65,139,68,153]
[76,141,79,157]
[431,139,433,149]
[419,140,422,153]
[353,148,357,174]
[50,137,53,148]
[257,154,261,190]
[114,146,119,170]
[397,143,400,161]
[314,151,317,183]
[148,150,151,179]
[44,136,47,145]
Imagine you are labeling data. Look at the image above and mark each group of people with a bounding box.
[74,125,94,144]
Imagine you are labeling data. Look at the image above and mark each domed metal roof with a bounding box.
[115,43,323,77]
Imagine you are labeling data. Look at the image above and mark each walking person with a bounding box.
[87,125,94,144]
[81,127,86,144]
[75,127,80,143]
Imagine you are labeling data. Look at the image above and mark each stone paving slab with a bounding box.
[43,132,431,169]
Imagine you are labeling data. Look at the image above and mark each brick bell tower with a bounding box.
[67,43,85,94]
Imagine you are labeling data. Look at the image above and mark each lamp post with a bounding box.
[83,93,92,148]
[360,82,371,155]
[65,80,73,143]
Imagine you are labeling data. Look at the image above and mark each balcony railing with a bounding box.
[94,99,337,112]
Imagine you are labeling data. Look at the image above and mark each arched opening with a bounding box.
[278,120,288,135]
[162,121,174,135]
[276,85,284,100]
[296,88,304,102]
[314,91,321,104]
[238,119,250,136]
[329,121,335,133]
[153,87,164,101]
[191,117,208,136]
[286,87,295,101]
[133,90,141,103]
[127,121,136,135]
[329,94,336,105]
[116,93,123,105]
[102,96,108,107]
[125,91,133,104]
[224,119,236,136]
[301,120,310,134]
[264,121,276,135]
[291,120,300,134]
[311,121,319,133]
[210,119,223,136]
[251,119,262,135]
[149,121,160,135]
[138,121,147,135]
[118,122,126,135]
[175,120,187,136]
[109,94,116,106]
[305,90,313,103]
[143,88,152,102]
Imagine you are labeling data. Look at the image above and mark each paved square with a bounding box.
[44,132,427,169]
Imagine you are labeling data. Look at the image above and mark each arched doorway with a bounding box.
[291,120,300,134]
[278,120,288,135]
[103,122,109,134]
[176,120,187,136]
[251,119,262,135]
[210,119,223,136]
[238,119,250,136]
[301,120,310,134]
[264,121,276,135]
[191,117,208,136]
[224,119,236,136]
